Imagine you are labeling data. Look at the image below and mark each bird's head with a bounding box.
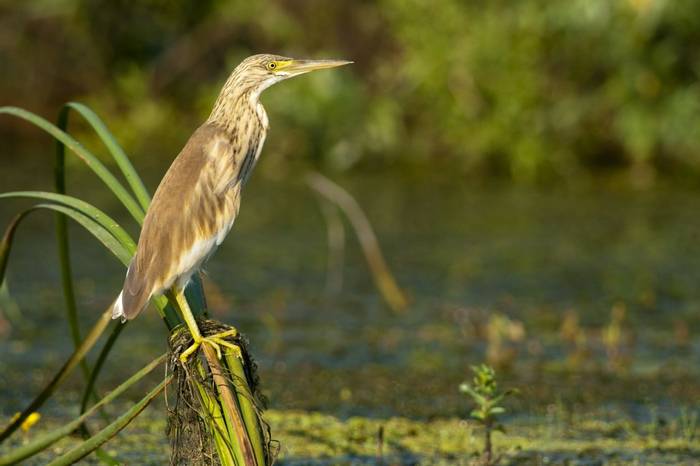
[232,53,352,96]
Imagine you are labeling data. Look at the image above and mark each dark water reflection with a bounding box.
[2,161,700,419]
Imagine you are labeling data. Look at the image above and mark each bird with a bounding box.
[111,54,351,361]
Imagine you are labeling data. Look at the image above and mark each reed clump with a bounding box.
[168,320,272,466]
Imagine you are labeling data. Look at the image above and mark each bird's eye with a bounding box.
[266,62,277,71]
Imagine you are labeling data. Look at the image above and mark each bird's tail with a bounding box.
[111,291,128,323]
[112,260,151,322]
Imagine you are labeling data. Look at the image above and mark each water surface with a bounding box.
[1,161,700,428]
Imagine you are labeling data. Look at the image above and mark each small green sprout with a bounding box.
[460,364,518,465]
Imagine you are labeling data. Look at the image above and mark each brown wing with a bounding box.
[119,123,243,320]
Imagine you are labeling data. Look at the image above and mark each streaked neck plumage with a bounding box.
[207,70,274,133]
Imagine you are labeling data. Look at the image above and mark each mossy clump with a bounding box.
[166,319,271,465]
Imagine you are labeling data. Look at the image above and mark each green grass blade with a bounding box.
[60,102,151,211]
[0,308,113,442]
[55,199,89,381]
[54,104,83,355]
[0,106,144,223]
[0,280,25,330]
[0,210,33,284]
[36,203,132,265]
[0,192,136,252]
[54,107,107,396]
[45,376,170,466]
[80,322,126,415]
[0,354,166,465]
[0,205,122,349]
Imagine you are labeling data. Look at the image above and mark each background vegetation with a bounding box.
[2,0,699,183]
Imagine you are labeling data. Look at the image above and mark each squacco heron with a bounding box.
[111,54,351,361]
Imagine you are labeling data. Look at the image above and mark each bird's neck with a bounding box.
[206,75,269,133]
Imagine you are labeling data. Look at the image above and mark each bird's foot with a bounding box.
[179,328,240,363]
[204,329,242,360]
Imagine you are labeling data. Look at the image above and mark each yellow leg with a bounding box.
[172,289,240,362]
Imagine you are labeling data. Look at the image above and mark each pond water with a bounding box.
[1,159,700,462]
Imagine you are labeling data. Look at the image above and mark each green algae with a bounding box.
[4,406,700,465]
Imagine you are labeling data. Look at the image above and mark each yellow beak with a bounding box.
[282,59,353,76]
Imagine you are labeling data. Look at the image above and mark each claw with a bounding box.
[209,337,243,359]
[178,328,240,363]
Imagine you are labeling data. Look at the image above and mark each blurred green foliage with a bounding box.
[1,0,699,182]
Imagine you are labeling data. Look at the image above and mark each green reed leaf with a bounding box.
[59,102,151,211]
[45,376,170,466]
[0,308,113,442]
[0,106,144,223]
[0,354,166,465]
[0,191,136,252]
